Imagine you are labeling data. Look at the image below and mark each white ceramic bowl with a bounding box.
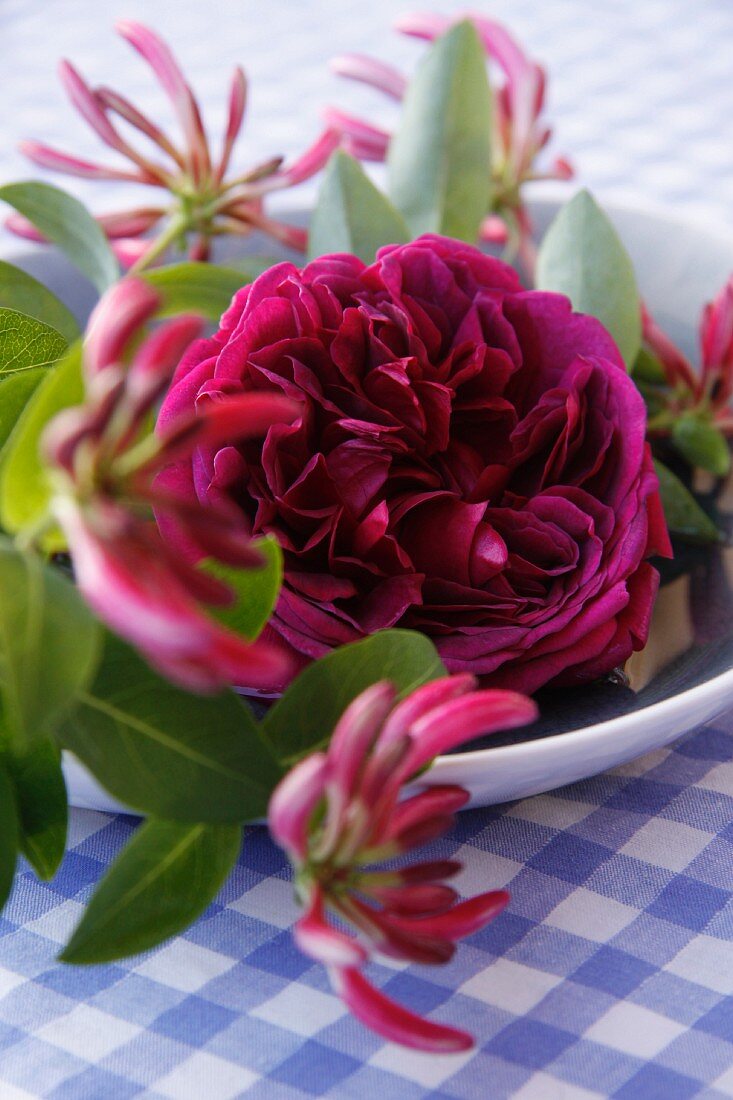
[7,193,733,812]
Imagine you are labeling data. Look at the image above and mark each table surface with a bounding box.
[2,1,733,1097]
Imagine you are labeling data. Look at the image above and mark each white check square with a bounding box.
[135,940,234,993]
[251,982,345,1036]
[545,887,638,942]
[584,1001,685,1058]
[35,1005,141,1060]
[155,1051,259,1100]
[459,958,562,1014]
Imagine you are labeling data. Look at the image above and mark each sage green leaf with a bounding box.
[0,543,102,750]
[0,762,18,910]
[206,535,283,641]
[672,415,730,477]
[387,20,492,241]
[0,261,79,343]
[0,342,83,549]
[6,736,67,880]
[654,459,722,543]
[60,634,282,823]
[536,190,641,369]
[143,262,249,320]
[308,150,409,262]
[0,308,67,378]
[61,819,240,963]
[264,629,446,763]
[0,182,119,293]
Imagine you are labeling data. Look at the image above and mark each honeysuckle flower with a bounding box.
[269,676,537,1050]
[327,11,573,267]
[13,22,338,267]
[642,277,733,436]
[42,277,299,691]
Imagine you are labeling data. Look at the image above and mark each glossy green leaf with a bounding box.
[0,308,67,378]
[0,543,102,750]
[387,20,492,241]
[143,262,249,320]
[60,634,281,823]
[0,342,83,548]
[672,415,730,476]
[264,629,446,763]
[536,189,641,369]
[654,459,722,543]
[6,736,67,880]
[0,762,18,910]
[206,536,283,641]
[308,151,409,262]
[0,182,119,293]
[0,261,79,343]
[61,819,240,963]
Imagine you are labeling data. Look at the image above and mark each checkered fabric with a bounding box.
[0,724,733,1098]
[2,0,733,1095]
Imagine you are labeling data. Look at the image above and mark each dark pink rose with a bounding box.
[158,235,671,693]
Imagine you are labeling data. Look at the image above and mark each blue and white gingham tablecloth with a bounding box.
[2,1,733,1096]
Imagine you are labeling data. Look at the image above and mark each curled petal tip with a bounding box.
[268,753,329,858]
[85,278,161,375]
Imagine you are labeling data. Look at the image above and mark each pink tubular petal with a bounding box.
[393,12,450,41]
[96,86,185,167]
[126,315,203,413]
[369,883,458,915]
[322,107,390,161]
[294,889,367,967]
[385,890,510,941]
[4,213,47,243]
[327,681,396,799]
[278,129,341,188]
[216,66,247,182]
[331,967,474,1052]
[387,812,456,854]
[97,207,166,238]
[393,859,462,884]
[58,59,128,151]
[384,786,470,841]
[111,238,157,269]
[330,53,407,99]
[479,214,510,245]
[268,753,329,858]
[84,278,160,376]
[19,140,147,182]
[115,21,210,181]
[404,691,538,776]
[378,674,475,751]
[191,392,301,445]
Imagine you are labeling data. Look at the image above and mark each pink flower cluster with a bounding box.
[44,278,298,691]
[13,22,338,266]
[327,11,573,266]
[644,277,733,433]
[269,675,537,1050]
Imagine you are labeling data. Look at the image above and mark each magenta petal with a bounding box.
[268,753,329,859]
[386,890,510,941]
[85,278,160,376]
[331,967,474,1052]
[294,891,367,968]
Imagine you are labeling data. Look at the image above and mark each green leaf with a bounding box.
[6,736,67,880]
[536,189,642,369]
[308,151,409,262]
[264,629,446,763]
[387,20,492,241]
[672,415,730,476]
[0,543,102,750]
[654,459,723,543]
[0,182,119,293]
[0,308,67,377]
[206,535,283,641]
[143,262,249,320]
[0,342,83,548]
[0,368,47,454]
[632,345,667,386]
[0,763,18,910]
[61,819,240,963]
[60,634,282,823]
[0,260,79,343]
